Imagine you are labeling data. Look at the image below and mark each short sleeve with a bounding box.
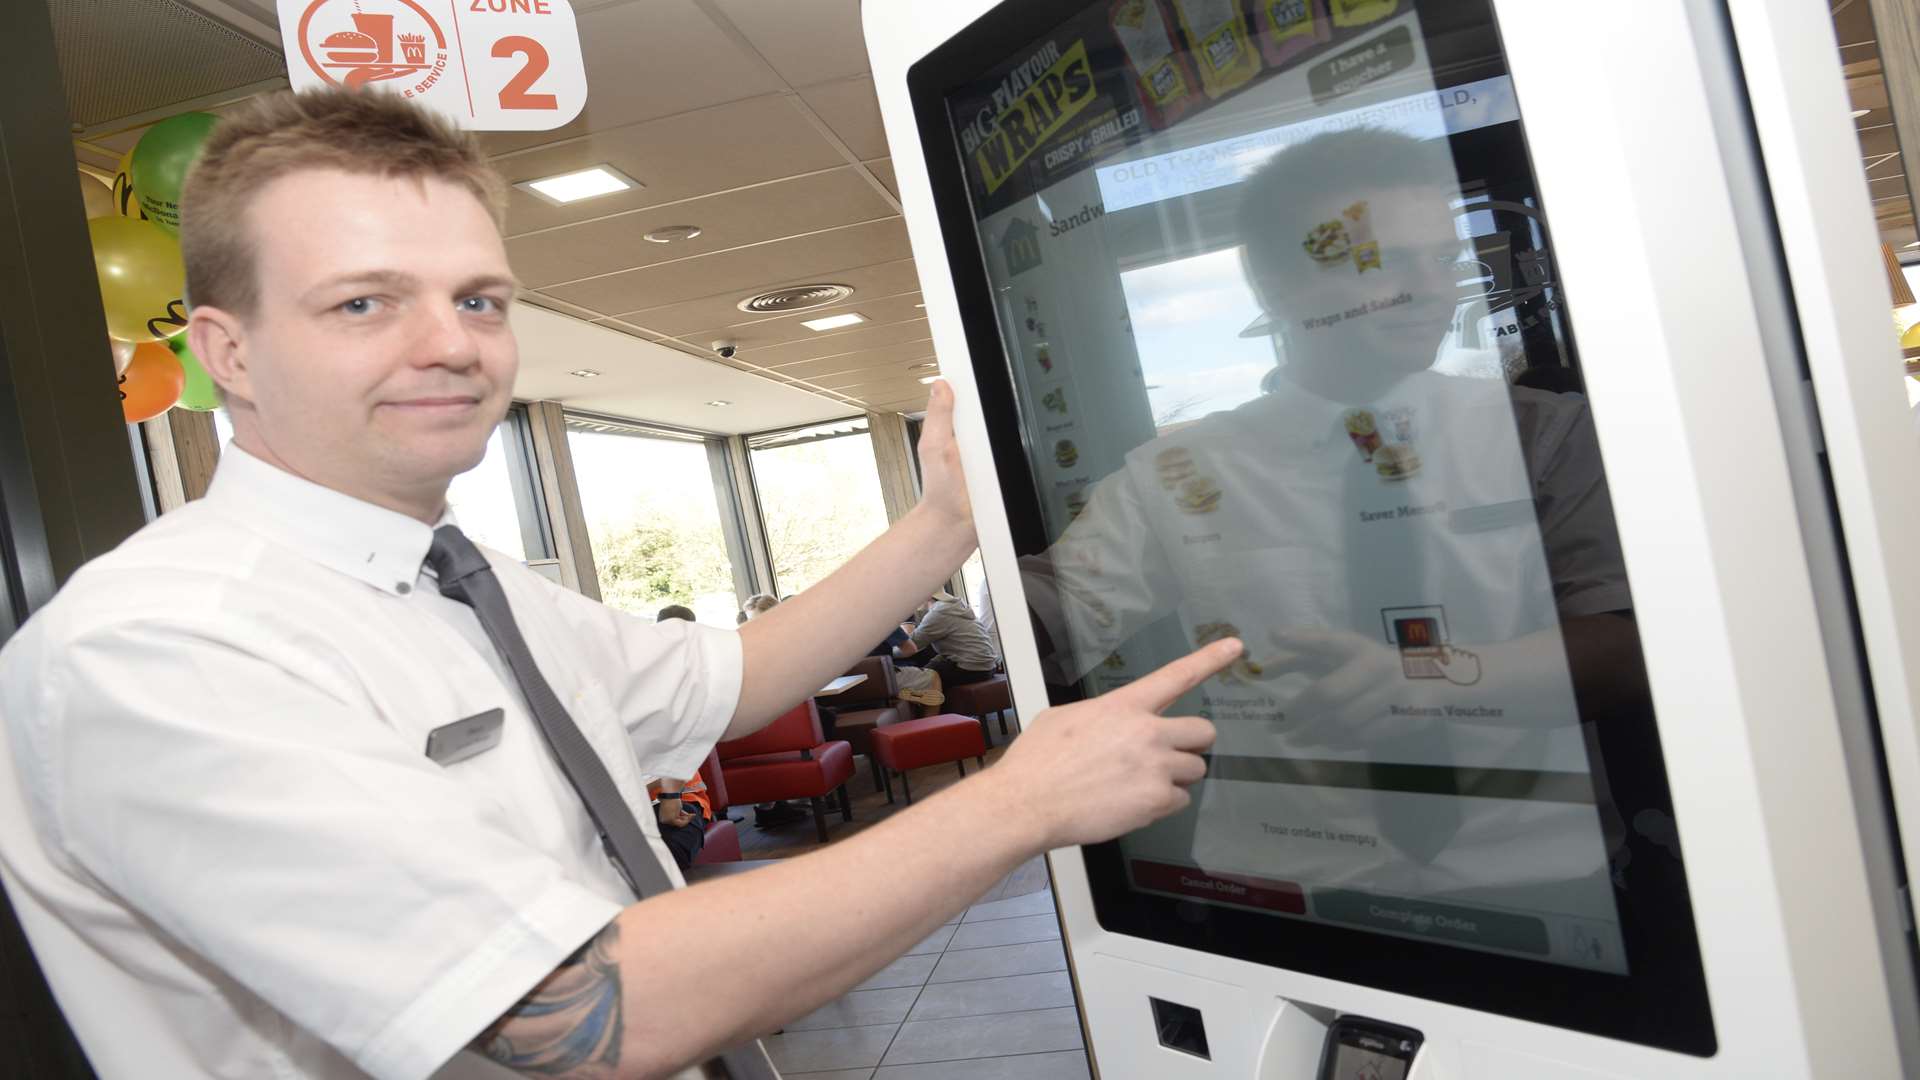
[26,620,623,1080]
[532,578,743,784]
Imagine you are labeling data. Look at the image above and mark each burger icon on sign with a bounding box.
[321,30,379,65]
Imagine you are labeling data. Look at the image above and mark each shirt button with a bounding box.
[396,582,413,595]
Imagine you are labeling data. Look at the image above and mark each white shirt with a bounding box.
[0,445,742,1080]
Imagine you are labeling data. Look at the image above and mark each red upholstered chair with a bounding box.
[946,674,1015,745]
[715,701,855,843]
[689,748,740,867]
[830,655,910,791]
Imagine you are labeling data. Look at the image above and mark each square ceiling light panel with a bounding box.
[516,166,641,206]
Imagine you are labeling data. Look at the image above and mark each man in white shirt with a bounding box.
[0,89,1239,1079]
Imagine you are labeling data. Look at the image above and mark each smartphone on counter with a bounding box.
[1315,1015,1423,1080]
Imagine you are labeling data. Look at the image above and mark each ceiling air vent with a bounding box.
[737,284,855,315]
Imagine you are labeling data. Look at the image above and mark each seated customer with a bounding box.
[648,773,713,872]
[656,603,697,623]
[895,591,999,689]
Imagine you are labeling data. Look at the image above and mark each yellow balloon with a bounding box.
[88,217,185,342]
[79,171,113,219]
[1904,319,1920,350]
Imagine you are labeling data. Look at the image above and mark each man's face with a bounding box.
[1246,181,1463,377]
[209,168,517,513]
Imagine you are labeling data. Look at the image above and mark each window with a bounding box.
[566,416,738,627]
[447,407,549,563]
[748,419,891,597]
[212,408,233,447]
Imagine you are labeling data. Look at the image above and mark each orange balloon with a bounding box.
[120,341,183,423]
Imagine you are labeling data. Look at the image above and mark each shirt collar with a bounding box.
[203,443,448,597]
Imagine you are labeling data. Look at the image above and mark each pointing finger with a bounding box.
[1116,638,1243,714]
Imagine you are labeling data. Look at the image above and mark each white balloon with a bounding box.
[109,337,136,375]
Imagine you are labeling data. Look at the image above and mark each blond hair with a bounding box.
[180,87,507,315]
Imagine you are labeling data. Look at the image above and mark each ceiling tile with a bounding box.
[478,0,786,156]
[618,258,924,336]
[712,0,869,87]
[547,217,910,315]
[800,75,890,160]
[865,158,899,197]
[496,95,845,234]
[678,292,928,353]
[770,342,937,382]
[508,168,896,288]
[744,317,934,367]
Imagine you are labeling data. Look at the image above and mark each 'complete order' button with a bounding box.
[1130,860,1306,914]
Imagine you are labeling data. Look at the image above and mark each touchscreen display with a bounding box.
[942,0,1645,976]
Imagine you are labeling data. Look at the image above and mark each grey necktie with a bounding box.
[427,524,779,1080]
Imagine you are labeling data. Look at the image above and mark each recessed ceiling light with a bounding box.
[1853,108,1872,119]
[569,368,601,378]
[801,312,867,332]
[644,224,702,244]
[516,165,639,205]
[706,399,732,407]
[914,302,927,308]
[909,360,938,371]
[1906,241,1920,249]
[918,375,939,384]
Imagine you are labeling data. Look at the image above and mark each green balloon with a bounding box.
[132,112,219,235]
[168,337,220,412]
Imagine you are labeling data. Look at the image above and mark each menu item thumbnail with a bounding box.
[1037,344,1054,372]
[1344,409,1382,461]
[1111,0,1202,127]
[1043,388,1070,415]
[1055,439,1081,468]
[1175,476,1223,514]
[1066,490,1090,519]
[1168,0,1263,98]
[1156,446,1199,489]
[1194,620,1264,680]
[1374,443,1421,482]
[1255,0,1329,67]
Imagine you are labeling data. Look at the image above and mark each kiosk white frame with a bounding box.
[866,0,1920,1075]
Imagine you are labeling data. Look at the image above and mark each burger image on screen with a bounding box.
[1064,491,1088,520]
[1374,443,1422,482]
[1155,446,1199,490]
[1054,439,1079,468]
[1174,476,1222,515]
[1194,621,1264,680]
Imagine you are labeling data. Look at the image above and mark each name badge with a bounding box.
[425,708,505,766]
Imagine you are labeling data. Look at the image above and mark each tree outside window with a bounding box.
[749,420,891,598]
[567,419,739,627]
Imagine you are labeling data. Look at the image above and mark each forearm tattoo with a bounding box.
[478,921,624,1076]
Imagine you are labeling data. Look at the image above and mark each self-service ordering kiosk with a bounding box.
[865,0,1920,1075]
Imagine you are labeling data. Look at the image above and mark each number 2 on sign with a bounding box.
[493,36,558,110]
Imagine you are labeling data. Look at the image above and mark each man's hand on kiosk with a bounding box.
[916,380,976,537]
[992,637,1241,848]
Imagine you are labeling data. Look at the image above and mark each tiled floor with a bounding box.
[765,856,1091,1080]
